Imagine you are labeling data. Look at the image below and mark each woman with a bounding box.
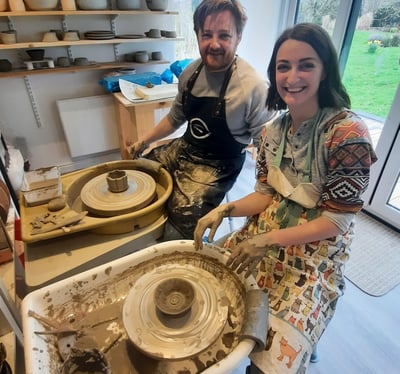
[194,23,377,373]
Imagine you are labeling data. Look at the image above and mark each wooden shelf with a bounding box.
[0,10,178,16]
[0,37,184,50]
[0,60,170,78]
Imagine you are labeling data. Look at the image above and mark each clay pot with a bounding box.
[145,28,161,38]
[145,0,168,11]
[0,31,17,44]
[135,51,149,63]
[0,59,12,72]
[116,0,141,10]
[57,56,71,67]
[151,51,163,60]
[26,49,45,60]
[24,0,59,10]
[76,0,108,10]
[0,0,8,11]
[74,57,89,66]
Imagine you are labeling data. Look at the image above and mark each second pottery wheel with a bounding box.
[80,170,156,217]
[123,263,229,360]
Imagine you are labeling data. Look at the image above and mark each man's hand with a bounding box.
[194,204,234,250]
[227,236,268,278]
[127,140,148,159]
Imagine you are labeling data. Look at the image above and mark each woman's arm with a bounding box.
[250,215,341,248]
[194,192,272,249]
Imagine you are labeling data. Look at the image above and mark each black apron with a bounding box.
[182,60,246,159]
[147,60,246,238]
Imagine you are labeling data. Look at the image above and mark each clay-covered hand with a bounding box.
[127,140,148,159]
[226,236,268,278]
[194,204,234,250]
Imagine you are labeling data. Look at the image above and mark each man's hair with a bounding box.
[193,0,247,36]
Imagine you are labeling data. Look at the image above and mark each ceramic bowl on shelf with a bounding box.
[26,49,45,60]
[145,28,161,38]
[74,57,90,66]
[76,0,108,10]
[116,0,141,10]
[151,51,163,60]
[0,0,8,12]
[145,0,168,11]
[24,0,59,10]
[135,51,149,63]
[0,59,11,72]
[0,31,17,44]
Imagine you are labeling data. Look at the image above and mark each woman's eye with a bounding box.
[299,63,315,71]
[277,64,289,72]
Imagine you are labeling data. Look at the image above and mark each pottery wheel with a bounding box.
[122,263,229,360]
[80,170,156,217]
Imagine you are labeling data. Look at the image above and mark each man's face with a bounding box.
[197,10,241,72]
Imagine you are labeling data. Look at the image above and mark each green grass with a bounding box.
[342,30,399,118]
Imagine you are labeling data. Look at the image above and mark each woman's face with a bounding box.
[275,39,324,112]
[197,10,241,72]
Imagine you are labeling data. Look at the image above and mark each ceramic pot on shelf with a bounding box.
[117,0,141,10]
[145,0,168,11]
[76,0,108,10]
[0,0,8,12]
[0,59,12,72]
[24,0,59,10]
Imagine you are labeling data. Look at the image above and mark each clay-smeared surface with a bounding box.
[28,249,250,373]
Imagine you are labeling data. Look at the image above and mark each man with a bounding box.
[128,0,276,239]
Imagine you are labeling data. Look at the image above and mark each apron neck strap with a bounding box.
[273,111,321,182]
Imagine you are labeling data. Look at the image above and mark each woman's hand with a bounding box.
[227,235,272,278]
[194,204,234,250]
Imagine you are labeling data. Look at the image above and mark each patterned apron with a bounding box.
[223,115,354,373]
[147,60,245,238]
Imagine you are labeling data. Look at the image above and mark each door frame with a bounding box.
[362,84,400,230]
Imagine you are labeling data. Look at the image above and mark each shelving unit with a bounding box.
[0,7,182,130]
[0,59,170,77]
[0,9,182,77]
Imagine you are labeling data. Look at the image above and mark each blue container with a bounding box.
[99,72,162,93]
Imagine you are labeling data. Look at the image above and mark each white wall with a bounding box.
[0,0,287,172]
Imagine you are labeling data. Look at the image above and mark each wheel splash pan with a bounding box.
[20,159,173,243]
[22,240,258,374]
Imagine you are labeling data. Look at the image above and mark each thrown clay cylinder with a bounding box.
[107,170,129,193]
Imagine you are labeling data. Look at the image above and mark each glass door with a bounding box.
[362,85,400,230]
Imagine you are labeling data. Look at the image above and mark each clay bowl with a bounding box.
[24,0,59,10]
[0,59,12,72]
[26,49,45,60]
[117,0,141,10]
[76,0,108,10]
[154,278,195,316]
[145,0,168,11]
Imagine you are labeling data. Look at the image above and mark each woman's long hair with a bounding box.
[266,23,351,111]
